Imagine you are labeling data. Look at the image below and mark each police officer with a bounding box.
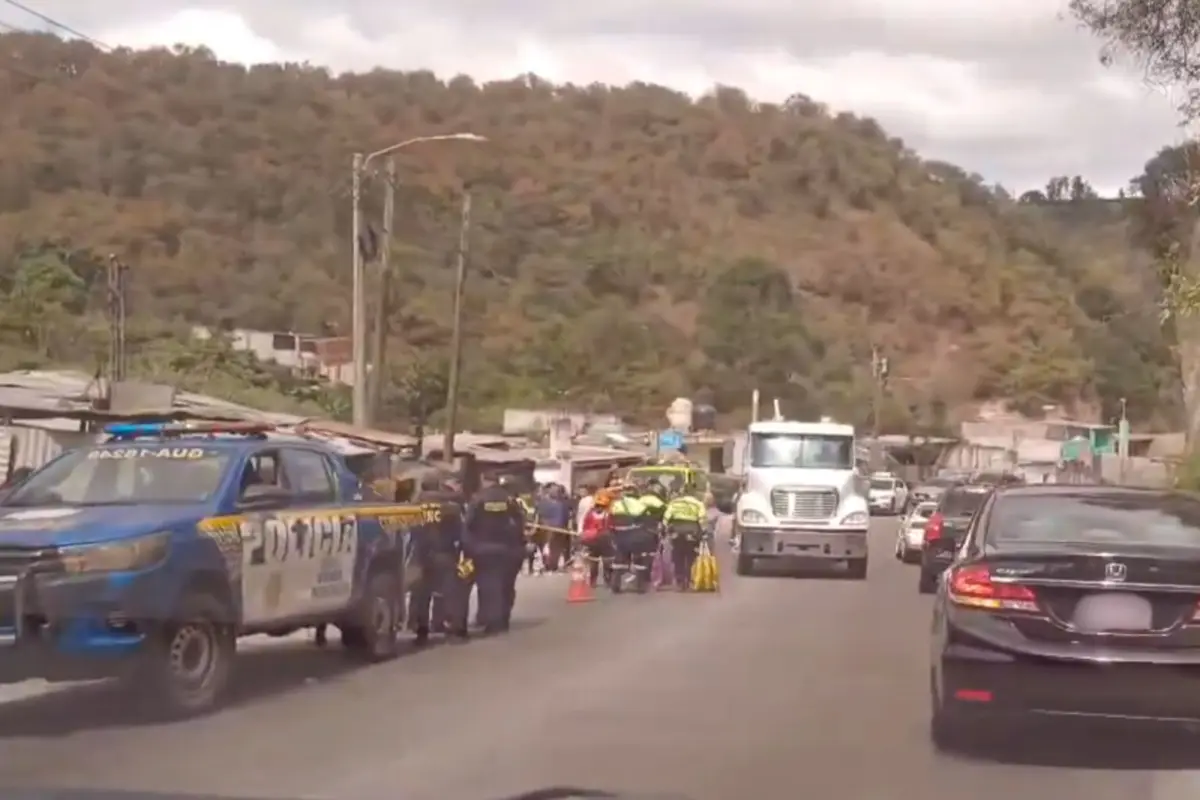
[409,475,471,644]
[663,491,707,591]
[609,488,652,593]
[463,474,525,634]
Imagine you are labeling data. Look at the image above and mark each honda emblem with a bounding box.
[1105,562,1127,582]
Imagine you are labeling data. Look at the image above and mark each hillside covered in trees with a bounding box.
[0,32,1181,430]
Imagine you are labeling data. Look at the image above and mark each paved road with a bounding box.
[3,518,1200,799]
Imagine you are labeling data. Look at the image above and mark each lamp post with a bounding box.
[350,132,487,426]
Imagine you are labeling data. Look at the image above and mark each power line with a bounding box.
[0,0,108,49]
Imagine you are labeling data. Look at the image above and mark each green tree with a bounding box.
[1071,0,1200,445]
[697,258,819,414]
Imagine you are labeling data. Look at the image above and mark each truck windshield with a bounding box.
[749,434,853,469]
[4,446,231,507]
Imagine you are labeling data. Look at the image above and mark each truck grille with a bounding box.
[771,489,838,521]
[0,547,60,629]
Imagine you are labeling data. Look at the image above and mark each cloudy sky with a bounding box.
[5,0,1191,195]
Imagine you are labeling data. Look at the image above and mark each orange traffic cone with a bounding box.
[567,552,595,603]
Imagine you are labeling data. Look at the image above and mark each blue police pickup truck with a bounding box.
[0,421,431,717]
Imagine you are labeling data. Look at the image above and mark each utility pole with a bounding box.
[350,152,367,426]
[106,254,128,384]
[441,188,472,463]
[367,157,396,426]
[348,133,486,428]
[870,347,889,470]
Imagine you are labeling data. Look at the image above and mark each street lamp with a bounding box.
[350,132,487,427]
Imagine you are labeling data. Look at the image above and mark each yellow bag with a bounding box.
[691,542,719,592]
[457,554,475,580]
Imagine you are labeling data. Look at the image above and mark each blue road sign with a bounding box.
[658,429,684,451]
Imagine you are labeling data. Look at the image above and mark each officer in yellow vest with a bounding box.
[638,482,668,530]
[609,488,653,593]
[663,492,707,591]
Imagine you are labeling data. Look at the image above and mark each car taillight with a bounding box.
[947,564,1039,613]
[923,512,944,543]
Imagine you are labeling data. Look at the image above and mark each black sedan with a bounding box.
[918,483,993,594]
[930,484,1200,751]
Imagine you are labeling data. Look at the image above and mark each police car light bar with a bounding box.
[103,421,274,439]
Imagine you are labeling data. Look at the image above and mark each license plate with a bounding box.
[1072,593,1153,633]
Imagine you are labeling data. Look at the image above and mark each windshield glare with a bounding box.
[749,434,853,470]
[990,493,1200,547]
[4,446,230,507]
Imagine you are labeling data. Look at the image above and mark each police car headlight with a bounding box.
[739,509,768,525]
[840,511,868,527]
[61,531,171,575]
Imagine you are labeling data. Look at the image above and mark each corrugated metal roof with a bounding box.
[0,370,307,424]
[295,420,417,448]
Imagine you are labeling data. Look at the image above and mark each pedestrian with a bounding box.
[580,489,615,587]
[463,474,526,634]
[518,485,541,575]
[538,483,572,572]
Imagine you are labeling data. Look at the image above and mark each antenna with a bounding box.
[751,389,760,424]
[772,398,783,421]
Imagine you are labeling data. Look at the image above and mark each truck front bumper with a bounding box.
[738,527,869,560]
[0,568,155,684]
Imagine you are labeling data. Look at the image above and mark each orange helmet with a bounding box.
[594,489,613,508]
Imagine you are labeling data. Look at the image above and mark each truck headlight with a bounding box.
[61,531,171,575]
[840,511,868,527]
[739,509,768,525]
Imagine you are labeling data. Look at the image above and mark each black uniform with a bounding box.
[409,491,468,642]
[462,484,525,632]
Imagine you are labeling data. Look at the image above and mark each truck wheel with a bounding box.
[132,591,235,718]
[846,557,868,580]
[735,553,754,576]
[341,571,401,662]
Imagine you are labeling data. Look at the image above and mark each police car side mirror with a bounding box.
[238,484,290,511]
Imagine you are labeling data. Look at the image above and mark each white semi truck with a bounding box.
[734,418,870,579]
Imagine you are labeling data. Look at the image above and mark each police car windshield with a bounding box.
[4,445,230,507]
[749,434,853,469]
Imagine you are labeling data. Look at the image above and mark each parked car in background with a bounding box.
[910,476,957,507]
[970,470,1025,487]
[868,474,909,515]
[895,500,938,564]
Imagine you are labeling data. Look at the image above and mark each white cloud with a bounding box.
[9,0,1189,194]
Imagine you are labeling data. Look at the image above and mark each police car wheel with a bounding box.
[341,571,400,662]
[845,557,868,580]
[135,592,234,718]
[735,553,753,576]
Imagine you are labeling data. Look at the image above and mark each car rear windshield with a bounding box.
[988,492,1200,548]
[869,478,893,490]
[940,487,990,517]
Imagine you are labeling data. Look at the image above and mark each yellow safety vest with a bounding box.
[664,496,705,523]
